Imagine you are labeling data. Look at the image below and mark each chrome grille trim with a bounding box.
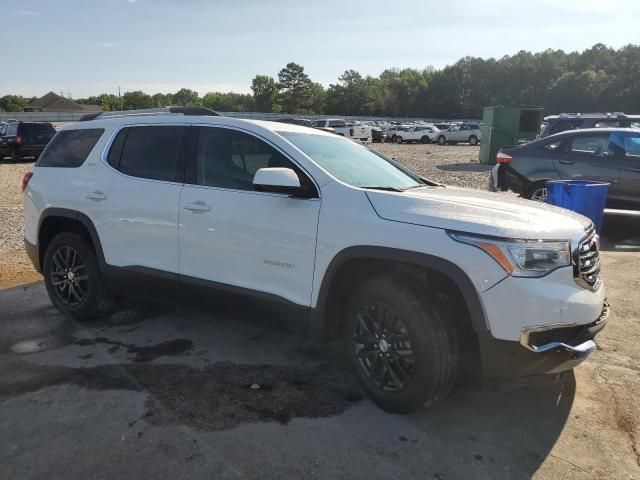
[573,225,601,290]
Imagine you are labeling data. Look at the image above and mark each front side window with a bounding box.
[36,128,104,167]
[328,120,346,128]
[108,126,185,182]
[610,132,640,160]
[280,131,422,190]
[194,127,298,191]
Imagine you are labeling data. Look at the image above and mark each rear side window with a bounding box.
[36,129,104,168]
[108,126,185,182]
[568,135,610,158]
[328,120,346,128]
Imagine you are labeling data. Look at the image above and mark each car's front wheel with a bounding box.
[437,135,447,145]
[421,136,431,144]
[468,135,478,146]
[344,275,459,413]
[395,136,403,144]
[43,232,113,321]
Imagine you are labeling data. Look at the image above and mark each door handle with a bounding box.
[86,190,107,201]
[183,201,211,212]
[558,159,575,165]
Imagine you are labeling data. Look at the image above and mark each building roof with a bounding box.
[25,92,102,112]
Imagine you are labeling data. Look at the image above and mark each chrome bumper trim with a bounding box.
[519,322,596,355]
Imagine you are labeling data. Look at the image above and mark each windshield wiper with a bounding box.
[361,186,404,192]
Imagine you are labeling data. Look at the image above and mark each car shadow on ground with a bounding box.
[436,162,493,172]
[600,211,640,252]
[0,281,575,479]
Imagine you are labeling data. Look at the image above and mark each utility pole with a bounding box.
[118,86,122,110]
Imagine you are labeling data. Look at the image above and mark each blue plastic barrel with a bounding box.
[545,180,609,233]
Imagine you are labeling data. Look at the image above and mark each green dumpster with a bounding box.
[479,105,544,164]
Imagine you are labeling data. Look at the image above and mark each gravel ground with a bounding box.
[370,143,490,189]
[0,161,41,288]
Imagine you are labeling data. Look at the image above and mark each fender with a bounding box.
[38,207,107,269]
[309,246,490,339]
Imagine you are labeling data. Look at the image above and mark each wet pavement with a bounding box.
[0,282,586,480]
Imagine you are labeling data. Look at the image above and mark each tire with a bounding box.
[344,275,459,413]
[390,134,397,141]
[468,135,478,146]
[524,181,550,202]
[395,136,403,144]
[10,148,19,161]
[437,135,447,145]
[421,136,431,144]
[43,232,113,321]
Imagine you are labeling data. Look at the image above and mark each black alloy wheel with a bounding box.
[49,245,89,306]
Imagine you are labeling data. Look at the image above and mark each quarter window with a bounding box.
[36,128,104,167]
[108,126,185,182]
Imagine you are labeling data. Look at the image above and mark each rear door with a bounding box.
[610,131,640,209]
[95,124,186,300]
[553,132,622,205]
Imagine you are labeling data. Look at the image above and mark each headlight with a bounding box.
[449,232,571,277]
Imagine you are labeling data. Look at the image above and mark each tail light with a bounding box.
[21,172,33,192]
[15,135,22,145]
[496,151,513,163]
[349,128,354,137]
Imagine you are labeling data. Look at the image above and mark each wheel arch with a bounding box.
[309,246,490,342]
[37,208,106,273]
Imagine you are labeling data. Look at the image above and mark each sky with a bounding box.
[1,0,639,98]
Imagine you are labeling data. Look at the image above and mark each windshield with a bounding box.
[279,132,423,190]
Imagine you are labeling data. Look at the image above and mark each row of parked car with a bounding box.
[277,117,484,146]
[0,120,57,160]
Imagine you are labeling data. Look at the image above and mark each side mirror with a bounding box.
[253,168,308,197]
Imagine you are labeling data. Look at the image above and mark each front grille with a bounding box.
[574,226,601,289]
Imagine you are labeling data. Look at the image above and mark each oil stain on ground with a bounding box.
[74,337,193,363]
[0,360,363,431]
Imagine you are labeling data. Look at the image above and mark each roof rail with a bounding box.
[79,106,221,122]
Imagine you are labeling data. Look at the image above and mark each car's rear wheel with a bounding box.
[43,232,113,321]
[344,275,459,413]
[525,181,550,202]
[396,136,403,144]
[468,135,478,146]
[437,135,447,145]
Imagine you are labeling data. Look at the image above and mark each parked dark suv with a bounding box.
[490,128,640,209]
[538,113,636,139]
[0,121,56,160]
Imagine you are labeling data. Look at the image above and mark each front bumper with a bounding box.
[480,301,609,379]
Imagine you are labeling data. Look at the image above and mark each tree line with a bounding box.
[2,44,639,118]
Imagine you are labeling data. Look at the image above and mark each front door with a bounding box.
[610,131,640,209]
[179,126,321,308]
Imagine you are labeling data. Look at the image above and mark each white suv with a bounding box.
[435,123,482,145]
[23,107,608,413]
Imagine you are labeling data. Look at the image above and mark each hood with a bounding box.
[366,186,591,240]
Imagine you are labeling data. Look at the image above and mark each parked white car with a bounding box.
[23,108,607,413]
[311,118,371,142]
[435,123,482,145]
[395,125,440,144]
